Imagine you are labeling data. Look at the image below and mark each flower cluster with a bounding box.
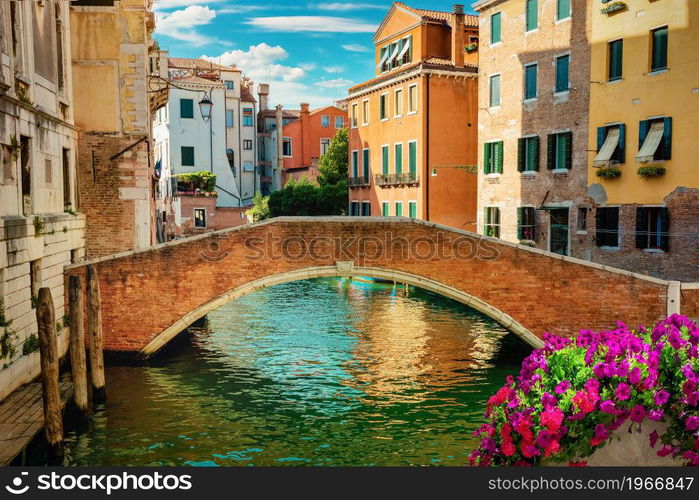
[470,315,699,466]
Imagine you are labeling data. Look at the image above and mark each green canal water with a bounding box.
[37,278,529,466]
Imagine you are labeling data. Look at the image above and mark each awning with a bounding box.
[635,121,664,163]
[593,127,620,167]
[397,38,411,61]
[376,48,390,69]
[386,43,401,67]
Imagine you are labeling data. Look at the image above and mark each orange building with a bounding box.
[346,2,479,230]
[279,103,347,185]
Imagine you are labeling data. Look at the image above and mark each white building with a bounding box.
[0,1,85,399]
[153,57,262,223]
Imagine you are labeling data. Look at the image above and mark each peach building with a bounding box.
[277,103,347,185]
[345,3,479,230]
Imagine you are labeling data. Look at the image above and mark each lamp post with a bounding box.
[199,91,214,173]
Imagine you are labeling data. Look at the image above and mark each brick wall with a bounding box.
[681,286,699,322]
[65,218,678,354]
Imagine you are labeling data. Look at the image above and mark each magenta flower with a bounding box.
[541,392,558,410]
[686,416,699,431]
[555,380,570,394]
[616,383,631,401]
[648,409,664,421]
[629,404,646,423]
[654,390,670,406]
[649,430,659,448]
[600,400,616,414]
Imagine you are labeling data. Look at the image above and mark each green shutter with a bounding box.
[495,141,503,173]
[617,124,626,163]
[596,126,606,152]
[484,143,492,173]
[662,117,672,160]
[564,132,573,169]
[409,142,417,176]
[490,75,500,107]
[395,202,403,217]
[517,138,525,172]
[638,120,650,149]
[651,27,668,71]
[556,0,570,20]
[609,39,623,81]
[526,0,538,31]
[382,146,389,174]
[180,99,194,118]
[409,202,417,218]
[491,12,501,44]
[556,55,569,92]
[352,151,358,177]
[517,207,524,240]
[547,134,555,169]
[525,136,539,171]
[382,202,389,217]
[525,64,537,100]
[635,207,648,249]
[181,146,194,166]
[363,149,370,178]
[659,207,670,250]
[395,143,403,174]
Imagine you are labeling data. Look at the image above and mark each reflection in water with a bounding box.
[39,278,528,466]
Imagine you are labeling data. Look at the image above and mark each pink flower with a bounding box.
[600,400,616,414]
[628,367,642,385]
[654,390,670,406]
[630,404,646,423]
[616,383,631,401]
[590,424,609,446]
[649,430,659,448]
[686,416,699,431]
[540,408,564,432]
[555,380,570,394]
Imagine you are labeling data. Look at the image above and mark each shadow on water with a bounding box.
[26,278,531,467]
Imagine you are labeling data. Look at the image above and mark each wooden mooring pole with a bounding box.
[35,287,64,461]
[86,265,106,402]
[68,275,89,417]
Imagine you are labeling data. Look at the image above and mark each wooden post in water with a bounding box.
[86,265,106,402]
[35,287,64,460]
[68,275,89,417]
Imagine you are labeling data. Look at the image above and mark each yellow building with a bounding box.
[587,0,698,281]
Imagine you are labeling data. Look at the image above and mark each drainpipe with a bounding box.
[275,105,284,187]
[425,73,431,221]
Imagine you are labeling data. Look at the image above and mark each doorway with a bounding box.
[549,208,569,256]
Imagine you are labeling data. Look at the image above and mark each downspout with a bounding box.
[237,94,243,206]
[425,73,430,221]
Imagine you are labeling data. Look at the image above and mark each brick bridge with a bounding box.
[65,217,697,357]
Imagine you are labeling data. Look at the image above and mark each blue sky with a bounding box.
[153,0,475,109]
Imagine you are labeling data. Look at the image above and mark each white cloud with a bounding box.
[299,63,317,71]
[246,16,378,33]
[153,0,226,10]
[323,66,344,74]
[218,6,269,14]
[316,78,353,88]
[342,43,371,53]
[265,81,337,109]
[313,3,386,11]
[202,43,307,82]
[155,6,218,46]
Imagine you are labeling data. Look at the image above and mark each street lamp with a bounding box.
[198,95,213,122]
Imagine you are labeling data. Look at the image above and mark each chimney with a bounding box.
[258,83,270,112]
[451,4,465,67]
[275,105,284,172]
[300,103,311,167]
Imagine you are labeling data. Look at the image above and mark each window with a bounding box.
[595,207,619,247]
[594,124,625,166]
[577,207,588,231]
[398,35,413,65]
[350,201,359,216]
[408,84,418,113]
[489,74,501,107]
[517,207,536,241]
[224,80,234,90]
[180,98,194,119]
[194,208,206,228]
[526,0,538,31]
[650,27,668,72]
[556,0,571,21]
[362,148,370,179]
[181,146,195,166]
[351,103,358,127]
[555,55,570,92]
[524,64,537,100]
[361,201,371,216]
[62,148,71,208]
[484,207,501,238]
[394,143,403,174]
[243,108,254,126]
[408,201,417,218]
[362,99,370,125]
[321,138,330,156]
[379,93,388,120]
[378,45,390,73]
[637,117,671,162]
[382,145,389,174]
[282,137,292,157]
[395,201,403,217]
[608,39,623,81]
[351,150,359,177]
[321,115,330,128]
[408,141,417,176]
[517,136,539,172]
[335,116,344,128]
[484,141,503,174]
[382,201,390,216]
[636,207,669,250]
[244,140,253,150]
[547,132,572,170]
[491,12,502,44]
[394,88,403,116]
[55,3,65,91]
[225,109,234,127]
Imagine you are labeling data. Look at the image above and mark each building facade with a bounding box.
[587,0,699,281]
[71,0,165,258]
[345,3,479,230]
[474,0,592,258]
[271,103,347,185]
[0,0,85,399]
[258,104,298,194]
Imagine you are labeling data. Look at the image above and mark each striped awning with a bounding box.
[635,121,664,163]
[593,127,620,167]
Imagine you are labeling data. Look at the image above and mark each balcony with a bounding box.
[374,172,419,187]
[349,176,371,188]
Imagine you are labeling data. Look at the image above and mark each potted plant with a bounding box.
[601,1,627,15]
[638,165,666,178]
[465,42,479,53]
[596,167,621,179]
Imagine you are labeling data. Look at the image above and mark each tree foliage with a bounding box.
[246,192,271,222]
[317,128,349,186]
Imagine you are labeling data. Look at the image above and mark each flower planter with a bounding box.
[601,2,626,15]
[637,165,666,178]
[596,167,621,179]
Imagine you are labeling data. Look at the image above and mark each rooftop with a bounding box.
[168,57,238,72]
[395,2,478,27]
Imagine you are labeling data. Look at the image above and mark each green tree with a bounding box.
[317,128,348,186]
[247,192,271,221]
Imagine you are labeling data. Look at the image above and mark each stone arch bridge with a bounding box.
[64,217,696,358]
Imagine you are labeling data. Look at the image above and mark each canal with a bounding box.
[31,278,529,466]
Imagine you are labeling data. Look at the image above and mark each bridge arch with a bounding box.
[140,265,544,357]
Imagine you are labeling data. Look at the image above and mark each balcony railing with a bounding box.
[374,172,419,187]
[349,176,371,188]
